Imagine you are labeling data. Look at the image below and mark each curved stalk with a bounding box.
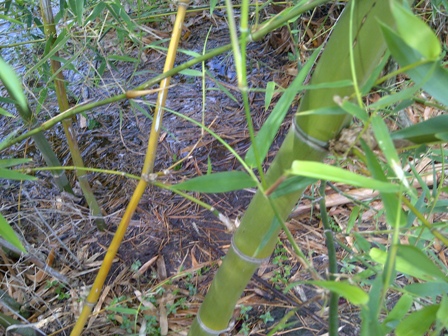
[69,0,190,334]
[39,0,105,229]
[188,0,404,334]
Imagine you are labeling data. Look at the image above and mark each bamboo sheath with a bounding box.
[189,0,408,334]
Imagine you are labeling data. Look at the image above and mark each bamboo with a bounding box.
[39,0,105,230]
[188,1,404,334]
[69,0,190,334]
[0,0,329,152]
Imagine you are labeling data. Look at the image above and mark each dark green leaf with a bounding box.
[404,282,448,298]
[391,115,448,145]
[382,293,413,331]
[0,158,32,168]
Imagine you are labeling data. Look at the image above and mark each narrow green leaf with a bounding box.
[390,1,441,60]
[0,14,22,25]
[382,293,413,331]
[361,139,406,226]
[107,55,139,63]
[369,85,420,110]
[371,116,411,190]
[391,115,448,145]
[295,105,345,116]
[245,46,322,168]
[106,306,139,315]
[0,158,32,168]
[396,304,439,336]
[396,245,447,282]
[404,282,448,298]
[270,175,317,199]
[172,171,256,193]
[437,295,448,329]
[180,69,203,77]
[0,58,30,116]
[264,81,276,111]
[337,99,369,122]
[68,0,84,25]
[309,280,368,306]
[0,213,26,252]
[370,247,447,282]
[381,24,448,106]
[0,168,36,181]
[290,161,400,193]
[0,107,14,117]
[85,1,106,23]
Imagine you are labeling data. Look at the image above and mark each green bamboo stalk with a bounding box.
[39,0,105,230]
[188,1,406,334]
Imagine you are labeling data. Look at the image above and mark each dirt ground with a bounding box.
[1,2,445,336]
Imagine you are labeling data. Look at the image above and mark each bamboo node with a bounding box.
[142,173,158,182]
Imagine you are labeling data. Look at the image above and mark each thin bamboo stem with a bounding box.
[69,1,190,334]
[0,0,328,152]
[319,181,339,336]
[39,0,105,230]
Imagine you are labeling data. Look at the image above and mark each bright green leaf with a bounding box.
[391,1,441,60]
[0,58,30,116]
[172,171,256,193]
[0,107,14,117]
[270,175,317,199]
[290,161,400,193]
[396,304,439,336]
[179,69,203,77]
[0,168,36,181]
[337,99,369,122]
[0,213,26,252]
[309,280,368,306]
[106,306,139,315]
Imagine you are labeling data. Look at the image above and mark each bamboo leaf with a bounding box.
[382,293,413,331]
[180,69,203,77]
[68,0,84,25]
[0,158,32,168]
[0,213,26,252]
[290,161,400,193]
[107,55,139,63]
[370,247,447,282]
[371,116,411,191]
[404,282,448,298]
[106,306,139,315]
[172,171,256,193]
[245,46,322,168]
[361,139,406,227]
[264,81,275,111]
[0,58,30,117]
[0,168,36,181]
[390,1,441,60]
[396,245,447,282]
[396,304,439,336]
[270,175,317,199]
[309,280,368,306]
[0,107,14,117]
[381,24,448,106]
[437,295,448,329]
[391,115,448,144]
[336,99,369,122]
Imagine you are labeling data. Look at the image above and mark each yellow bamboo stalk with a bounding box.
[69,1,190,334]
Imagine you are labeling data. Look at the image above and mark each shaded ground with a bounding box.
[0,2,447,336]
